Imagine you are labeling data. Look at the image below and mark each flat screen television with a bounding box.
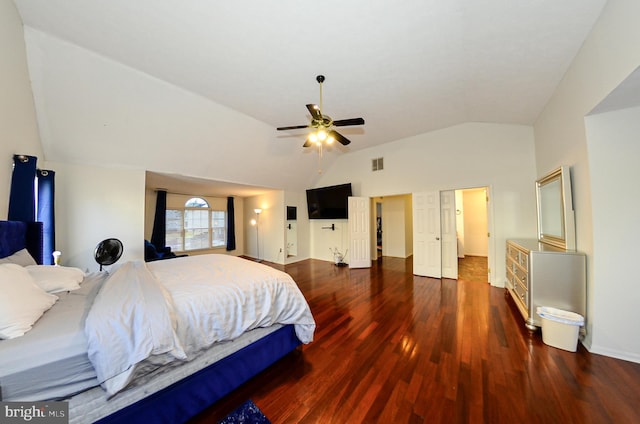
[306,183,352,219]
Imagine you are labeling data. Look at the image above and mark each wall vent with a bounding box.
[372,157,384,171]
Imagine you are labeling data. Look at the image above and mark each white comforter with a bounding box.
[85,255,315,396]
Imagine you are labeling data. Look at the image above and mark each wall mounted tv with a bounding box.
[306,183,353,219]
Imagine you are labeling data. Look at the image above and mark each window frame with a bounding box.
[166,197,227,253]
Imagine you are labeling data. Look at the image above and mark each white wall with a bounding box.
[584,106,640,362]
[0,0,42,218]
[315,122,537,286]
[381,194,412,258]
[533,0,640,360]
[284,191,310,264]
[1,6,145,273]
[22,27,324,193]
[47,161,145,272]
[245,192,285,264]
[309,220,349,263]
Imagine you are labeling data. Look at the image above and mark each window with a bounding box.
[166,197,226,252]
[211,210,226,247]
[166,209,184,251]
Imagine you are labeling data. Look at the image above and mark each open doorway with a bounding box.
[410,187,492,283]
[371,195,413,261]
[376,201,382,258]
[369,188,491,283]
[455,187,489,283]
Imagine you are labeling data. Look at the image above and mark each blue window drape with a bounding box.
[226,196,236,251]
[8,155,37,222]
[151,190,167,250]
[37,169,55,265]
[8,155,55,265]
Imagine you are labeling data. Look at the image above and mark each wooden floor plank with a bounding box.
[189,256,640,423]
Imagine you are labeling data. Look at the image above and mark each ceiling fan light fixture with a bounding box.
[317,129,327,141]
[277,75,364,158]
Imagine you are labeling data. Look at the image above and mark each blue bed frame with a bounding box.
[97,325,300,424]
[0,220,302,424]
[0,220,44,264]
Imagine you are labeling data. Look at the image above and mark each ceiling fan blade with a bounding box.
[306,104,323,120]
[333,117,365,127]
[329,130,351,146]
[277,124,309,131]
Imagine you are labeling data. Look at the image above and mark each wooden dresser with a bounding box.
[506,239,586,331]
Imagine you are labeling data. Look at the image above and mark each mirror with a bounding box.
[286,206,297,257]
[536,166,576,250]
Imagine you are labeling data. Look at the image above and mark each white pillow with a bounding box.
[0,248,37,267]
[0,264,58,339]
[25,265,85,293]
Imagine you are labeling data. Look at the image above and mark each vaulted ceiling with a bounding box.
[13,0,607,194]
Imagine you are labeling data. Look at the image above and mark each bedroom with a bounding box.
[1,0,640,420]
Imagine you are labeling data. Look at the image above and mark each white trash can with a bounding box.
[536,306,584,352]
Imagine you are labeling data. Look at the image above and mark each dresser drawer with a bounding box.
[512,281,528,309]
[513,267,528,288]
[506,268,515,289]
[506,257,517,273]
[507,245,519,262]
[508,243,529,270]
[518,252,528,269]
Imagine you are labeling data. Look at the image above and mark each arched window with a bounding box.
[185,197,208,208]
[166,197,226,252]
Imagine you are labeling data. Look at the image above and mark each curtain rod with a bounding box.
[152,188,234,198]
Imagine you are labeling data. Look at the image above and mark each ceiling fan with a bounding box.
[277,75,365,148]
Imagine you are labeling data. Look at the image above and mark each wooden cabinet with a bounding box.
[506,239,586,330]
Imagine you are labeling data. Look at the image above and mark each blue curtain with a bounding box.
[8,155,37,222]
[37,169,55,265]
[151,190,167,250]
[226,196,236,251]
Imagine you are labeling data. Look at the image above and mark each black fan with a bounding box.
[277,75,365,147]
[94,238,123,271]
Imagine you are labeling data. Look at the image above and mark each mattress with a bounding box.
[68,324,284,424]
[0,272,107,401]
[0,255,312,422]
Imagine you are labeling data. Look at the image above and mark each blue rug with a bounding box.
[218,400,271,424]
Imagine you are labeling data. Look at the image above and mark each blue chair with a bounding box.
[144,240,185,262]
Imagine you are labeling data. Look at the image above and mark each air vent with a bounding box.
[372,157,384,171]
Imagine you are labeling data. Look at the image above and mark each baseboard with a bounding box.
[587,344,640,364]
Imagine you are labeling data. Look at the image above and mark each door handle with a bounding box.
[436,237,440,241]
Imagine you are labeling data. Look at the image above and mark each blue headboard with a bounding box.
[0,220,44,264]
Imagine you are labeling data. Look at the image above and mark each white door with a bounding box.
[412,191,441,277]
[485,187,493,284]
[348,197,371,268]
[440,190,458,279]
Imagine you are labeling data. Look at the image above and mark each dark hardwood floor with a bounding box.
[190,256,640,423]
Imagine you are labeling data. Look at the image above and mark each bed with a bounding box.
[0,220,315,423]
